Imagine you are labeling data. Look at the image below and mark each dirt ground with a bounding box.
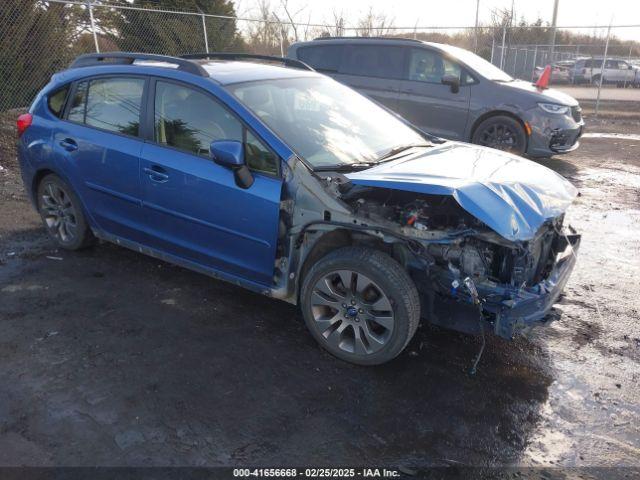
[0,111,639,473]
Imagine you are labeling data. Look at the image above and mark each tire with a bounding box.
[591,74,601,85]
[471,115,527,155]
[37,173,94,250]
[300,246,420,366]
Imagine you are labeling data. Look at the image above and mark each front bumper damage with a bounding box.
[525,106,585,157]
[484,233,580,338]
[425,233,581,339]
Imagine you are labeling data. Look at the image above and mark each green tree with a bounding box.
[0,0,92,110]
[109,0,243,56]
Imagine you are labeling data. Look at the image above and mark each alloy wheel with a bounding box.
[309,270,394,355]
[40,182,78,244]
[479,123,518,151]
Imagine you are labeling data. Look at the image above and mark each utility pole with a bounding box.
[595,22,612,117]
[474,0,480,53]
[549,0,559,62]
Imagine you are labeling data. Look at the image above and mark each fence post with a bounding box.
[595,23,612,117]
[624,44,632,88]
[473,0,480,53]
[86,0,99,53]
[499,26,506,70]
[201,14,209,53]
[531,45,538,81]
[490,35,495,64]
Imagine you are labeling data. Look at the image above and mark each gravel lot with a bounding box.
[0,111,639,472]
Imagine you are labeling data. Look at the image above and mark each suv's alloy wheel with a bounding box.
[472,115,527,155]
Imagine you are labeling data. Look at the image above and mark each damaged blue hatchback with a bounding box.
[17,52,581,365]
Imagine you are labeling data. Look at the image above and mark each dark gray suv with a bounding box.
[288,38,584,157]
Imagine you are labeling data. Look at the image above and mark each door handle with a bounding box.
[143,166,169,182]
[59,138,78,152]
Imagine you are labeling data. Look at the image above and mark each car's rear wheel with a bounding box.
[37,174,94,250]
[471,115,527,155]
[300,247,420,366]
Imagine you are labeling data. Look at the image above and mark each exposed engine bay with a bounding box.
[340,184,564,291]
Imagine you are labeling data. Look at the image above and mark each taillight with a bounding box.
[16,113,33,138]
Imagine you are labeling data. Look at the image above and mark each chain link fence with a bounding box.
[1,0,639,114]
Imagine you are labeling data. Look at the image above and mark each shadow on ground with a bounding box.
[0,231,552,467]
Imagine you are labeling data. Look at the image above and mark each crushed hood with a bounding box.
[345,143,578,242]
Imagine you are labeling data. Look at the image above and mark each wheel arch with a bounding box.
[469,110,527,142]
[31,168,57,204]
[296,227,397,301]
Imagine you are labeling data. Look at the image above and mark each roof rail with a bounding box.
[313,36,422,43]
[69,52,208,77]
[181,53,315,71]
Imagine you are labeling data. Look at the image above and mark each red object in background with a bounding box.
[16,113,32,137]
[535,65,552,90]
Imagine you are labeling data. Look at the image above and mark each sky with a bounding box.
[235,0,640,41]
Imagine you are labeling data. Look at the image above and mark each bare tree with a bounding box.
[356,7,394,37]
[244,0,281,54]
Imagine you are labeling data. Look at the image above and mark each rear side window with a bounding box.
[341,46,405,79]
[67,77,145,136]
[47,85,69,117]
[297,45,343,72]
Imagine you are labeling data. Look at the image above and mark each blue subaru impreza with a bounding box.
[17,53,580,365]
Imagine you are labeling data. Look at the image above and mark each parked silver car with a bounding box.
[288,38,584,157]
[571,57,637,85]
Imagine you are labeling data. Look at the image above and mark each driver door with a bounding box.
[138,79,282,285]
[396,47,471,140]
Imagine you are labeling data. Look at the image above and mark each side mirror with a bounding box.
[210,140,254,189]
[441,74,460,94]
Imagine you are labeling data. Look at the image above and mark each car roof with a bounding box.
[197,60,319,85]
[291,37,439,48]
[60,53,321,88]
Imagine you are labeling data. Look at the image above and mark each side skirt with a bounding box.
[92,229,279,300]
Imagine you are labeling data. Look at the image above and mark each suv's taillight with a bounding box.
[16,113,33,137]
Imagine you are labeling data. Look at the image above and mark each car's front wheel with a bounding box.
[37,173,94,250]
[300,247,420,365]
[471,115,527,155]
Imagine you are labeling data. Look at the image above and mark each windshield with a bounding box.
[437,44,513,82]
[226,77,427,168]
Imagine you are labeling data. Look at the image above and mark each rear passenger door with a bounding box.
[396,47,471,140]
[333,45,405,111]
[138,79,283,286]
[54,76,147,242]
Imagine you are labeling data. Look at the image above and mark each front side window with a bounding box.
[154,81,278,174]
[341,45,404,79]
[68,78,144,136]
[154,81,242,157]
[246,130,277,175]
[228,77,426,169]
[407,49,473,85]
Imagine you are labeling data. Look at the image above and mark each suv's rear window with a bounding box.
[340,45,405,79]
[297,45,343,72]
[67,77,145,136]
[47,85,69,117]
